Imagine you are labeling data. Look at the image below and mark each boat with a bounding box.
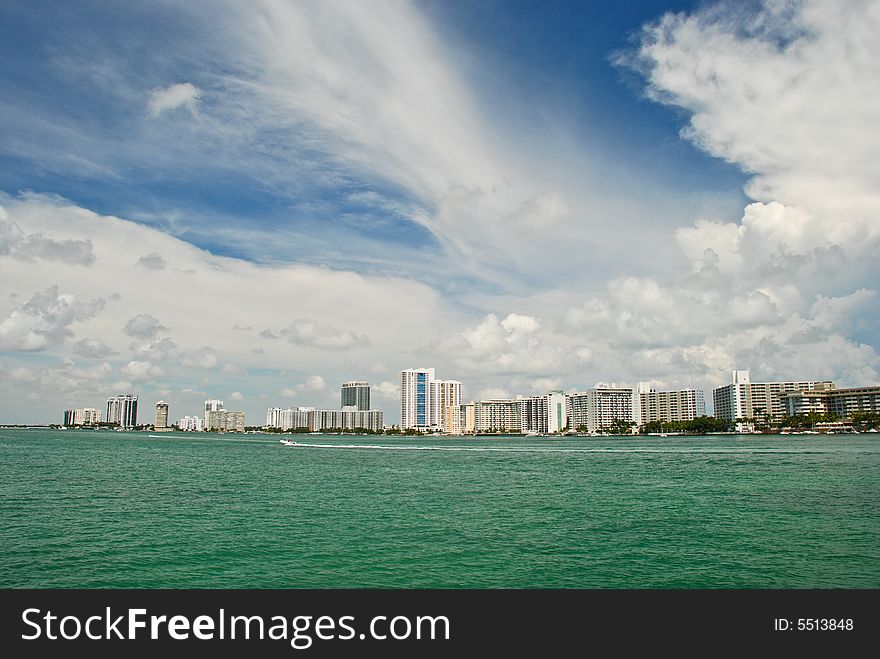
[280,439,300,446]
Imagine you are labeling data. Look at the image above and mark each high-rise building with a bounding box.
[569,387,633,433]
[177,416,204,431]
[106,394,138,429]
[713,371,834,429]
[154,401,170,430]
[63,408,100,426]
[519,391,569,434]
[461,402,477,434]
[341,381,371,411]
[265,406,384,432]
[472,399,522,433]
[206,409,245,432]
[401,369,463,432]
[436,380,462,434]
[633,383,706,426]
[204,399,224,424]
[401,368,435,431]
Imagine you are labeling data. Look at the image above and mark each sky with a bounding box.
[0,0,878,425]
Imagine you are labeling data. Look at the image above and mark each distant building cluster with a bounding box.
[59,367,879,436]
[61,394,246,433]
[266,381,384,432]
[401,367,880,434]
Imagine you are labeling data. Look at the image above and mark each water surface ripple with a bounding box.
[1,430,877,588]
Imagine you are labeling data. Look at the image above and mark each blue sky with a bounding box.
[0,0,877,424]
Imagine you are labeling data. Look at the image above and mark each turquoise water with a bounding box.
[1,429,878,588]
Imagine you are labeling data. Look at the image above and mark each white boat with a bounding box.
[280,439,300,446]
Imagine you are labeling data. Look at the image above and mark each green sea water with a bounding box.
[1,429,878,588]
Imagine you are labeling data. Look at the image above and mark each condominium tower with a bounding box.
[154,401,169,430]
[400,368,462,433]
[106,394,138,429]
[569,387,633,433]
[341,381,371,411]
[633,383,706,426]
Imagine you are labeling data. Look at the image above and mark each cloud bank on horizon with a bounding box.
[0,0,877,423]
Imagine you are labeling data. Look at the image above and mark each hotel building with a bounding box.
[713,371,834,425]
[106,394,138,429]
[633,383,706,426]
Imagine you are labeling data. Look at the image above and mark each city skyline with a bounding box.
[47,367,880,433]
[1,0,878,426]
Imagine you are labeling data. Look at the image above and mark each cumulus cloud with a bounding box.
[121,360,164,382]
[454,312,581,379]
[0,211,95,265]
[230,391,243,401]
[124,314,168,340]
[181,346,219,369]
[372,380,400,401]
[0,285,105,351]
[629,0,880,270]
[590,0,880,391]
[303,375,325,391]
[148,82,201,118]
[280,319,369,350]
[135,253,167,270]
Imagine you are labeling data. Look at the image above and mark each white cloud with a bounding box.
[181,347,218,369]
[0,285,105,351]
[135,253,167,270]
[303,375,325,392]
[1,211,95,265]
[9,367,36,382]
[124,314,168,340]
[148,83,201,118]
[372,380,400,401]
[230,391,243,401]
[280,319,370,350]
[477,387,511,400]
[74,337,115,359]
[121,360,164,382]
[0,0,877,422]
[633,0,880,270]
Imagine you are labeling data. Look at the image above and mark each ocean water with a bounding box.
[1,429,877,588]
